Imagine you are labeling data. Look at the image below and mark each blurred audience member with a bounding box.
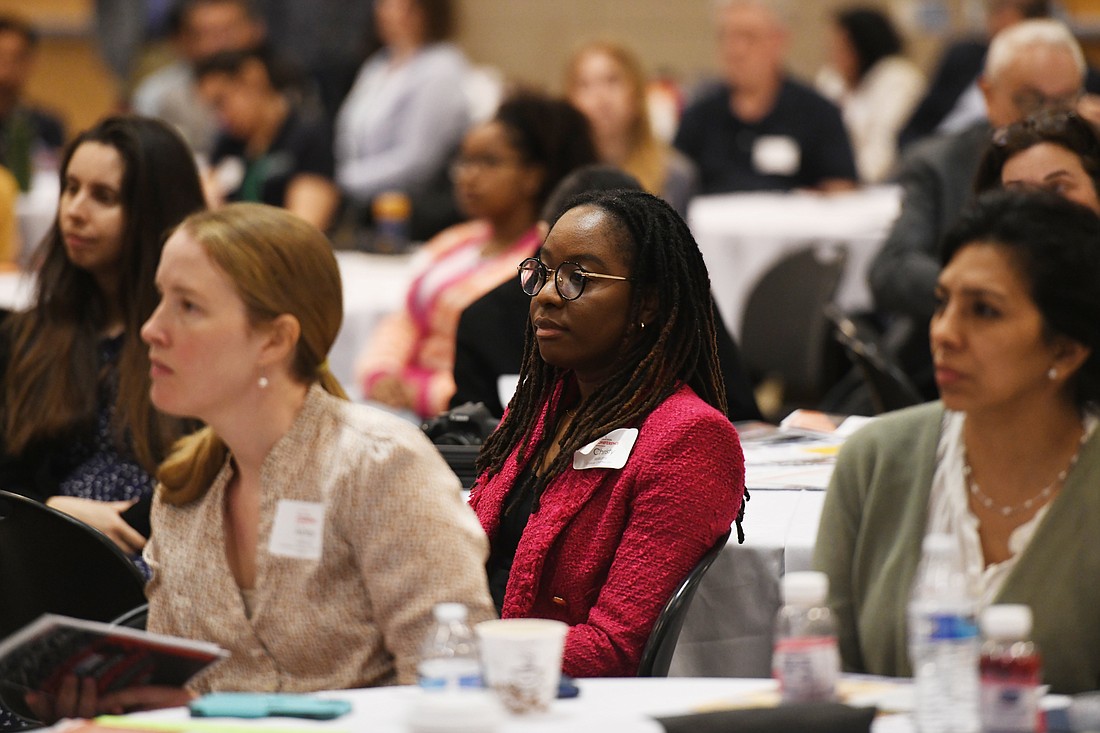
[815,7,924,183]
[196,45,339,231]
[356,93,597,419]
[817,189,1100,694]
[897,0,1100,149]
[254,0,376,121]
[451,164,762,422]
[0,116,204,559]
[0,15,64,191]
[869,19,1085,396]
[131,0,265,156]
[674,0,856,194]
[93,0,176,93]
[564,41,698,216]
[974,109,1100,212]
[335,0,470,241]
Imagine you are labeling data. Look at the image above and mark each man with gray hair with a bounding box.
[674,0,856,194]
[868,18,1089,395]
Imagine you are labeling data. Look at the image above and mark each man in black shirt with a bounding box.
[674,0,857,195]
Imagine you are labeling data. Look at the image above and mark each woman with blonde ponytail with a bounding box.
[127,203,491,702]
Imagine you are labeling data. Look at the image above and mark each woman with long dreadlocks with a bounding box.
[469,189,746,677]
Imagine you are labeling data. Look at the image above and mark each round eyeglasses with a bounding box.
[517,257,631,301]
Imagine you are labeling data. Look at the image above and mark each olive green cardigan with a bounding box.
[814,401,1100,693]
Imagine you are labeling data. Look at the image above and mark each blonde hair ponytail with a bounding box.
[157,427,229,506]
[317,360,347,400]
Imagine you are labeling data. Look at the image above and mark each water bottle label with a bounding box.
[417,659,483,691]
[417,673,483,691]
[921,612,978,641]
[774,636,839,703]
[980,681,1040,732]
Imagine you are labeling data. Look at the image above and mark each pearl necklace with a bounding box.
[963,427,1088,518]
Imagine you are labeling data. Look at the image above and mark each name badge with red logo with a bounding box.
[268,500,325,560]
[572,428,639,470]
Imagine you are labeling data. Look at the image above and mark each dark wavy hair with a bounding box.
[1,116,206,470]
[194,43,304,94]
[973,110,1100,197]
[834,7,903,81]
[941,188,1100,407]
[492,91,599,214]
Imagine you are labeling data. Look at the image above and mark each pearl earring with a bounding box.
[258,375,269,389]
[640,322,647,330]
[1048,367,1058,381]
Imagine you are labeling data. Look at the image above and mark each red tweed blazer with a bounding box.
[469,383,745,677]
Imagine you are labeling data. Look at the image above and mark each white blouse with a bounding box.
[927,410,1097,607]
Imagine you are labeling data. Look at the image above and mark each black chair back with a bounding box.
[637,529,731,677]
[825,306,923,414]
[739,245,847,411]
[0,490,146,639]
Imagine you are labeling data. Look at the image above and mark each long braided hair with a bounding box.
[477,189,743,532]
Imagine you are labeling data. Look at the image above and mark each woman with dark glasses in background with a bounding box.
[469,189,746,677]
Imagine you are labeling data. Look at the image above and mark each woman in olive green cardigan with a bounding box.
[815,189,1100,694]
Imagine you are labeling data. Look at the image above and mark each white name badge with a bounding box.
[268,500,325,560]
[752,135,801,176]
[572,428,639,470]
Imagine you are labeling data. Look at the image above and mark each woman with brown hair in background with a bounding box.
[565,40,698,216]
[0,116,204,558]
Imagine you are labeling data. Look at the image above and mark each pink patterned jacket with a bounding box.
[357,220,539,418]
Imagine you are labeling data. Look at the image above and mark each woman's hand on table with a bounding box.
[25,676,194,722]
[45,496,146,554]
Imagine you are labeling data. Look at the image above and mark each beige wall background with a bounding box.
[454,0,953,95]
[7,0,1100,142]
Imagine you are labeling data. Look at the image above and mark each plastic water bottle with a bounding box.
[773,571,839,703]
[370,191,411,253]
[979,605,1041,733]
[909,533,980,733]
[418,603,482,691]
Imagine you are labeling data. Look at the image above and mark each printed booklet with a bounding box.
[0,614,227,721]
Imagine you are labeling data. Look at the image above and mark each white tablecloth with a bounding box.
[326,251,414,394]
[110,677,912,733]
[690,186,901,339]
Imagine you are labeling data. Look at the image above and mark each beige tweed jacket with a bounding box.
[144,385,494,692]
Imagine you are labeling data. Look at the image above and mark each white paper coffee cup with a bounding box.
[475,618,568,714]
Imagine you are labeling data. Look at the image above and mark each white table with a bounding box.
[326,251,414,394]
[106,677,913,733]
[690,186,901,340]
[16,170,59,266]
